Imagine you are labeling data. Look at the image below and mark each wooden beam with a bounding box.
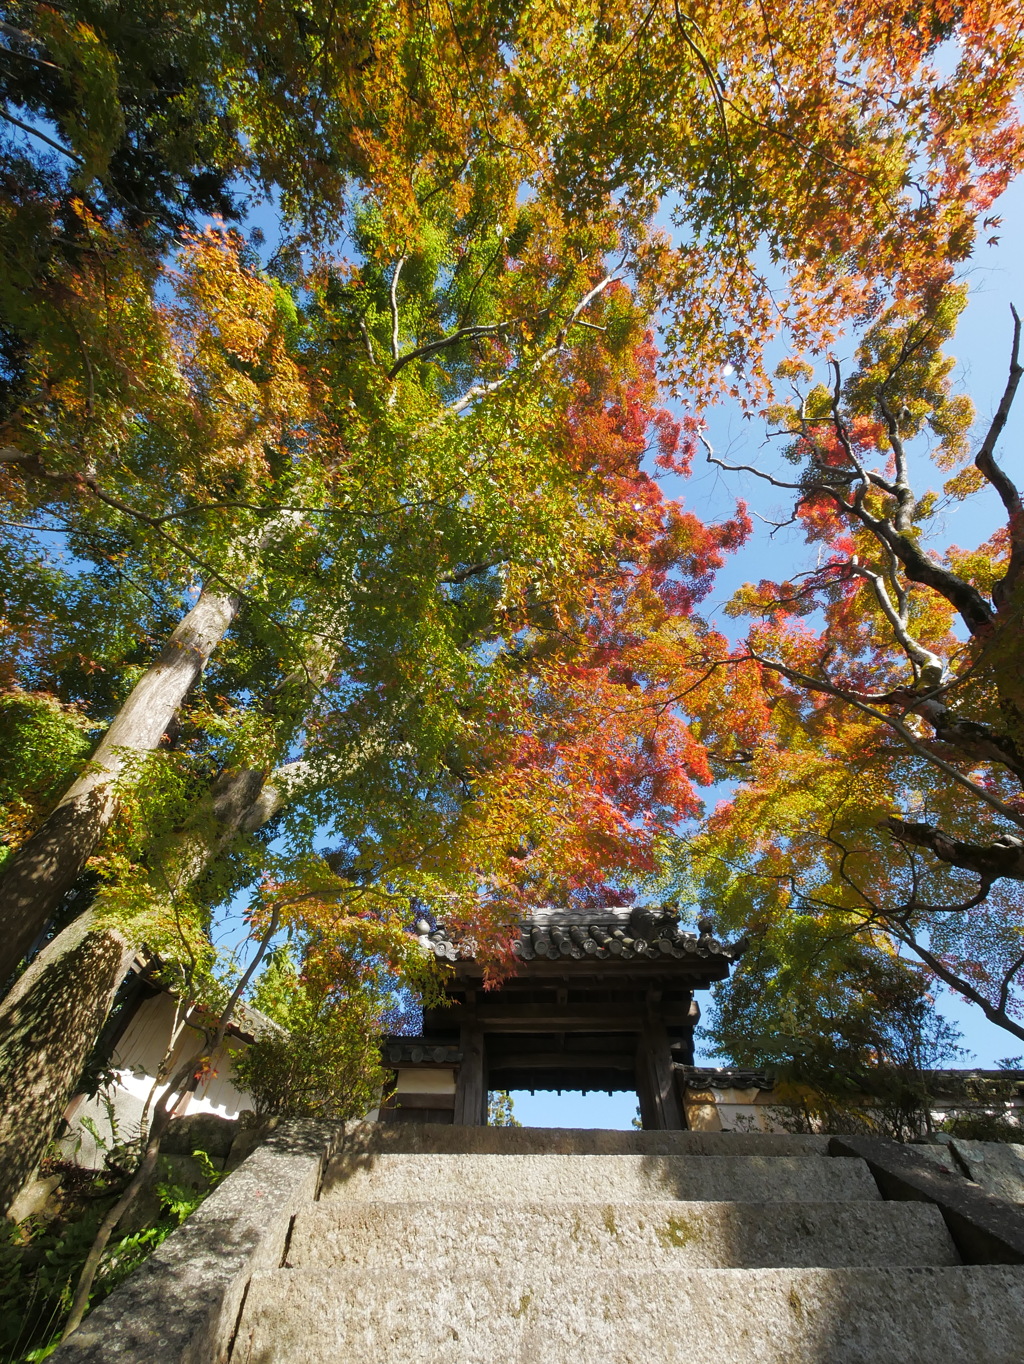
[454,1023,486,1126]
[432,1004,696,1030]
[635,1021,686,1130]
[452,960,731,984]
[484,1051,636,1071]
[384,1092,455,1110]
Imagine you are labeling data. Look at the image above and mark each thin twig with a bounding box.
[749,648,1024,828]
[0,108,80,161]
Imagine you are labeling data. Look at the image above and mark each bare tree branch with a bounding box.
[881,817,1024,881]
[975,304,1024,610]
[998,945,1024,1017]
[700,432,803,490]
[914,698,1024,779]
[447,269,621,416]
[846,558,944,687]
[884,918,1024,1044]
[439,560,501,584]
[895,877,995,918]
[389,255,406,361]
[0,109,80,161]
[389,320,515,378]
[760,362,996,635]
[828,487,994,636]
[358,317,376,366]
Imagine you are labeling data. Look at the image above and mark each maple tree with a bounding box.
[678,288,1024,1049]
[4,0,1024,430]
[705,926,963,1139]
[0,212,727,951]
[0,0,1023,1214]
[0,208,748,1206]
[3,2,1022,951]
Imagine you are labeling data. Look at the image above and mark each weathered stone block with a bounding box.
[829,1135,1024,1264]
[950,1139,1024,1203]
[162,1112,238,1159]
[51,1127,1024,1363]
[49,1120,339,1364]
[231,1264,1024,1363]
[320,1151,880,1204]
[224,1118,279,1173]
[287,1197,957,1271]
[334,1120,831,1157]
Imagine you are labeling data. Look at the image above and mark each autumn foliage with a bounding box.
[679,288,1024,1047]
[0,0,1023,1150]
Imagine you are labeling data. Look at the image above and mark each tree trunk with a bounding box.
[0,761,303,1215]
[0,587,240,979]
[0,911,135,1213]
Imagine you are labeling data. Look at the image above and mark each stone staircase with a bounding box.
[227,1125,1024,1363]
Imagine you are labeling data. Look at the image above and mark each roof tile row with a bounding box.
[414,906,746,965]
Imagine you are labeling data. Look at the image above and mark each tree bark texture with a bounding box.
[0,588,239,980]
[0,761,302,1214]
[882,819,1024,881]
[0,911,135,1214]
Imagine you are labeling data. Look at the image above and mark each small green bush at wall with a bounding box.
[232,953,386,1121]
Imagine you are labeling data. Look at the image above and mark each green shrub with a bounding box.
[233,954,386,1121]
[937,1111,1024,1144]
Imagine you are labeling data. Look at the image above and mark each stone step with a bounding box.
[320,1152,880,1204]
[286,1198,958,1270]
[230,1265,1024,1363]
[336,1121,830,1158]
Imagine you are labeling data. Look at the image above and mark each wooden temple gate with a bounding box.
[380,906,745,1130]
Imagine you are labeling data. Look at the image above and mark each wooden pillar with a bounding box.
[454,1023,487,1126]
[635,1021,686,1130]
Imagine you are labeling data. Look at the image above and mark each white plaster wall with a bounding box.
[61,993,254,1167]
[394,1068,456,1096]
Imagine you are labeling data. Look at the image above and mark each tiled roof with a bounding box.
[676,1066,775,1091]
[414,907,747,965]
[676,1067,1024,1095]
[230,997,287,1043]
